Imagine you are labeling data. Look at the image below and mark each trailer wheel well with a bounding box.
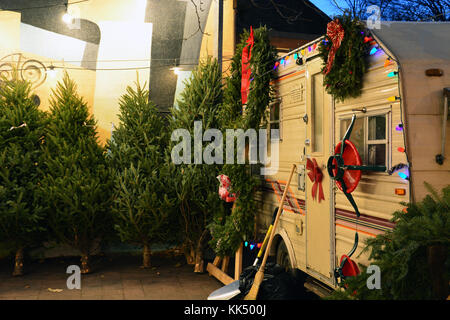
[270,231,296,270]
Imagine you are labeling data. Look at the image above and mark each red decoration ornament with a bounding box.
[324,19,345,75]
[217,174,236,202]
[241,26,254,107]
[340,255,360,277]
[306,158,325,203]
[332,140,362,193]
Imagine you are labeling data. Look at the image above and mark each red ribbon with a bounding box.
[306,158,325,203]
[241,26,254,106]
[324,19,345,75]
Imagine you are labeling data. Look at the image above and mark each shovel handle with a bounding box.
[258,164,297,272]
[253,207,278,265]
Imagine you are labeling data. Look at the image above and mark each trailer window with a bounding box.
[340,114,388,167]
[312,73,324,153]
[269,101,281,140]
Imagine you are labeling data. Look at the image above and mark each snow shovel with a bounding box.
[208,164,297,300]
[244,163,297,300]
[207,206,279,300]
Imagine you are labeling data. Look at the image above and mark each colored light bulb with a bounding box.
[398,172,408,180]
[388,71,398,78]
[294,53,298,60]
[244,241,248,247]
[397,147,405,152]
[388,96,399,102]
[370,47,378,55]
[250,244,255,250]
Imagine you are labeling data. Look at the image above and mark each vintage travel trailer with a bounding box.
[256,22,450,294]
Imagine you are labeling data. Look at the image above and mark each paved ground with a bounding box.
[0,253,223,300]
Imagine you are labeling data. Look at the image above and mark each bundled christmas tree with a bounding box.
[209,26,277,257]
[169,56,226,272]
[0,74,48,276]
[107,79,175,268]
[39,72,113,274]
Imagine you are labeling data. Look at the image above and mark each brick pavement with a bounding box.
[0,253,223,300]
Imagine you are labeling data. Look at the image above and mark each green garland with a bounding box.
[318,14,370,102]
[208,26,277,257]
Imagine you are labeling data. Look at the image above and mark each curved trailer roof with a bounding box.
[371,21,450,64]
[372,22,450,201]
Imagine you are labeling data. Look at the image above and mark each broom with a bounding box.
[244,163,297,300]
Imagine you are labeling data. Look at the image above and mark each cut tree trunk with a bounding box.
[142,244,151,268]
[184,245,195,265]
[194,245,204,273]
[427,244,448,299]
[80,254,91,274]
[12,247,24,276]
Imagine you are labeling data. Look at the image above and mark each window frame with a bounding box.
[268,99,282,142]
[338,108,391,172]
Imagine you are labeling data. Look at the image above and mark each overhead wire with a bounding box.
[0,0,90,11]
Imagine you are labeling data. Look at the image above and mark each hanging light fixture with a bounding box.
[170,59,182,75]
[62,4,74,24]
[46,65,57,78]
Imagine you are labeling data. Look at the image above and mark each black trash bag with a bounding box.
[236,263,301,300]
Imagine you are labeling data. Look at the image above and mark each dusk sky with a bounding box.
[309,0,348,17]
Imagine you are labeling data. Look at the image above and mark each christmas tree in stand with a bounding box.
[107,79,175,268]
[0,74,47,276]
[39,72,113,274]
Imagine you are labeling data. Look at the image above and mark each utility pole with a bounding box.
[217,0,223,75]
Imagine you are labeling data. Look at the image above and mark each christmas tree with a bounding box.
[0,74,47,276]
[107,79,175,268]
[169,56,226,272]
[39,72,113,274]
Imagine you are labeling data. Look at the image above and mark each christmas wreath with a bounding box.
[318,14,371,102]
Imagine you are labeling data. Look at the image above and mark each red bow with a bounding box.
[324,19,345,75]
[307,158,325,203]
[241,26,254,107]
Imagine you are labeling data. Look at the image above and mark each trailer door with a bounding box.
[305,58,334,283]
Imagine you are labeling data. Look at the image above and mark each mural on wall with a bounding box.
[0,0,217,141]
[145,0,213,114]
[0,0,101,70]
[0,53,47,89]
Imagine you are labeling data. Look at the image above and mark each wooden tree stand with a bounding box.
[207,242,243,285]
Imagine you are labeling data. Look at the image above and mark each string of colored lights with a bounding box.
[365,30,411,182]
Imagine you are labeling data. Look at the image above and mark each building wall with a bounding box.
[0,11,96,115]
[0,0,232,144]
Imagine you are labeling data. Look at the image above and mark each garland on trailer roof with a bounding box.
[318,13,371,102]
